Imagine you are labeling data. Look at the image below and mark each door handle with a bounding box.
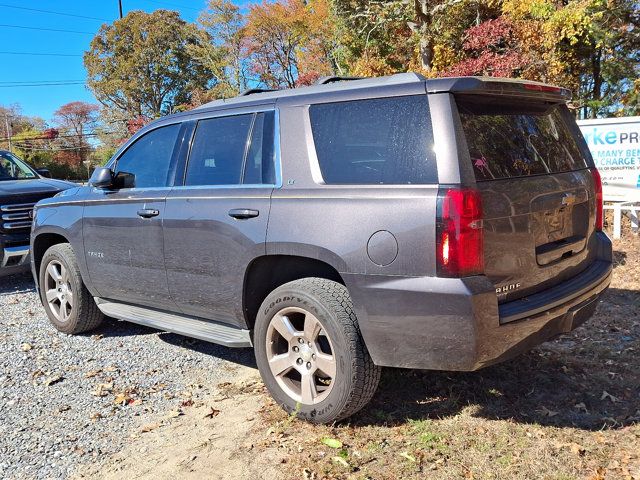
[228,208,259,219]
[137,208,160,218]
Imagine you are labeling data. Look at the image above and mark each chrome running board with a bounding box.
[95,299,252,348]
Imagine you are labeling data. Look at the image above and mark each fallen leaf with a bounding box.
[168,408,183,418]
[321,438,343,449]
[20,343,32,351]
[538,406,559,417]
[141,422,160,433]
[400,452,416,463]
[89,412,102,421]
[568,442,586,456]
[113,393,131,405]
[574,402,588,413]
[93,382,113,397]
[601,391,619,403]
[589,466,605,480]
[331,456,350,468]
[204,407,220,419]
[84,370,102,378]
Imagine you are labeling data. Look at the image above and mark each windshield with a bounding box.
[0,152,38,181]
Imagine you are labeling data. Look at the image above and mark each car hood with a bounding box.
[0,178,76,196]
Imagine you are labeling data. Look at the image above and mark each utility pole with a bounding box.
[3,115,12,153]
[118,0,123,19]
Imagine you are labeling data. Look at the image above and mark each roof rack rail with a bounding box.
[314,76,363,85]
[240,88,277,96]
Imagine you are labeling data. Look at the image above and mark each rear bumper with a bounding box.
[345,234,612,371]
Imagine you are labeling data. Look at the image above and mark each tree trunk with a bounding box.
[412,0,433,71]
[590,47,602,119]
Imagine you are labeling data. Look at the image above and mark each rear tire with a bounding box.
[39,243,104,334]
[254,277,381,423]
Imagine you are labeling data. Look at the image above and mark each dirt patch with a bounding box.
[74,368,285,480]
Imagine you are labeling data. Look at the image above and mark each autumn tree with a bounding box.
[52,101,99,167]
[191,0,248,98]
[331,0,500,76]
[84,10,212,119]
[243,0,336,88]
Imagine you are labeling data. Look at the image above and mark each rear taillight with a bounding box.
[436,187,484,277]
[590,167,603,231]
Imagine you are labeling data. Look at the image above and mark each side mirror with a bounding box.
[89,167,114,189]
[36,168,52,178]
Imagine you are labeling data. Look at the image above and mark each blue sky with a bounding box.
[0,1,210,124]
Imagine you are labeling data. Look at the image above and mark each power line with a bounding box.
[142,0,202,13]
[0,23,95,35]
[1,131,122,142]
[0,51,82,57]
[0,82,86,88]
[0,79,85,84]
[0,3,108,22]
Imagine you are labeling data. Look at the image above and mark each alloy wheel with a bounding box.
[44,260,74,323]
[265,306,337,405]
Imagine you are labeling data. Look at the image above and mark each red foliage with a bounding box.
[53,150,79,166]
[443,17,527,78]
[42,128,59,140]
[295,71,321,87]
[445,51,526,77]
[463,17,515,51]
[126,116,150,135]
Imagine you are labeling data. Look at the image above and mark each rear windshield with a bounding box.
[309,95,437,184]
[457,97,589,181]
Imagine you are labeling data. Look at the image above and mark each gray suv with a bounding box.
[31,74,612,423]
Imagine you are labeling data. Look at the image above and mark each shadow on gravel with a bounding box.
[351,287,640,432]
[0,272,35,295]
[158,332,257,369]
[92,317,258,369]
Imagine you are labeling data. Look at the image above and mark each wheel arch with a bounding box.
[32,231,71,285]
[242,254,346,331]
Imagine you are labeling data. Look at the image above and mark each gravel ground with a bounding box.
[0,272,256,480]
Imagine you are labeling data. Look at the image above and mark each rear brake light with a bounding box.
[523,83,561,93]
[590,167,603,230]
[436,187,484,277]
[522,83,571,98]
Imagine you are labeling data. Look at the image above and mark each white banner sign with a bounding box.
[578,116,640,202]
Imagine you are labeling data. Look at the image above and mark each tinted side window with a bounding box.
[186,114,253,186]
[243,111,276,185]
[115,123,181,188]
[309,96,436,184]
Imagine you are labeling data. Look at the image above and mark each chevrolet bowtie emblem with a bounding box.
[561,192,576,206]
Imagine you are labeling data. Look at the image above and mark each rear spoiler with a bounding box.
[426,76,572,102]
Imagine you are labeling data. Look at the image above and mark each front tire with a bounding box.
[254,278,381,423]
[39,243,104,334]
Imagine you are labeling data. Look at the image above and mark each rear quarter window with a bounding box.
[309,95,437,185]
[457,97,590,181]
